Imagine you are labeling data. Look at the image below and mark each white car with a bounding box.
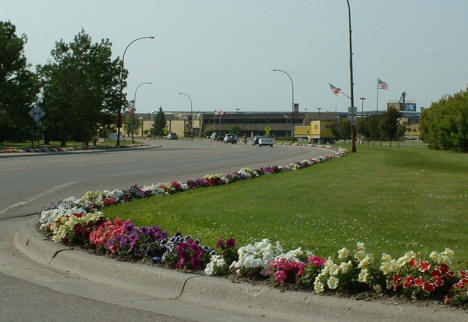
[258,137,274,147]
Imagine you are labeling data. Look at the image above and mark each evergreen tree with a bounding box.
[152,107,166,136]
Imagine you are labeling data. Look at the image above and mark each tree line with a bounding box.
[331,107,406,147]
[1,21,127,146]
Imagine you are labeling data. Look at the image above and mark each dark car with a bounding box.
[167,133,178,140]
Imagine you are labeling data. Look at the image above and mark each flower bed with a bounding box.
[37,144,468,307]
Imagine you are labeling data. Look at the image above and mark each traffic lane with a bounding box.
[1,143,325,217]
[0,273,187,322]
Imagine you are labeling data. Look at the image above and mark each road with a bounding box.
[0,140,327,321]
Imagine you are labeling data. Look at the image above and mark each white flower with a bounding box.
[429,251,441,262]
[358,268,369,283]
[373,284,382,293]
[327,276,339,290]
[358,255,373,268]
[339,261,352,273]
[356,242,365,249]
[314,280,324,293]
[337,248,349,259]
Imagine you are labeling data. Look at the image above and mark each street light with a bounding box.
[132,82,152,142]
[345,0,356,152]
[178,92,193,137]
[116,36,155,147]
[317,107,321,144]
[360,97,366,116]
[273,69,295,142]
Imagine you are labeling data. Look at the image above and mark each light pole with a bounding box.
[116,36,155,147]
[178,92,193,137]
[360,97,366,116]
[345,0,356,152]
[133,82,152,141]
[273,69,295,142]
[317,107,321,144]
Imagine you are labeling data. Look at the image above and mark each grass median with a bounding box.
[103,144,468,265]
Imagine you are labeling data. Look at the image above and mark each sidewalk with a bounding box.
[14,218,468,322]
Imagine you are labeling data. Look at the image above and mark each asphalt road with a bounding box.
[0,139,327,321]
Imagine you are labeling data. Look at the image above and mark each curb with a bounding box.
[0,145,161,158]
[14,218,468,322]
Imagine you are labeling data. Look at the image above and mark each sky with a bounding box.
[2,0,468,114]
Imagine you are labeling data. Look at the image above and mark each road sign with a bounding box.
[264,126,271,136]
[28,105,45,122]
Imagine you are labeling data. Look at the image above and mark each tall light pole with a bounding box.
[317,107,321,144]
[178,92,193,137]
[273,69,295,142]
[360,97,366,116]
[132,82,152,142]
[116,36,155,147]
[345,0,356,152]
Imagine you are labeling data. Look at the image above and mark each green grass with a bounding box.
[1,138,140,149]
[103,144,468,264]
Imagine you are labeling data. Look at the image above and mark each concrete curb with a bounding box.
[14,218,468,322]
[0,145,161,158]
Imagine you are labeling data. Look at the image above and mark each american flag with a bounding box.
[329,83,342,96]
[377,78,388,90]
[283,114,289,119]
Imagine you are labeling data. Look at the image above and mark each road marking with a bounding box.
[0,181,79,215]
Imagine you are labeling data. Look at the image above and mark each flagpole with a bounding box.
[346,0,356,152]
[376,78,379,115]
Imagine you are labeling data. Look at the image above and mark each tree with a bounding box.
[357,117,370,144]
[420,88,468,152]
[152,107,166,136]
[379,107,401,147]
[38,29,124,147]
[125,113,140,140]
[331,118,351,142]
[229,126,242,136]
[0,21,40,142]
[367,115,381,143]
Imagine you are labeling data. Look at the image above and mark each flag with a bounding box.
[214,110,219,115]
[329,83,342,96]
[377,78,388,90]
[283,114,289,119]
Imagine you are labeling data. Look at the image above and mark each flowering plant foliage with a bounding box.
[162,234,212,270]
[230,239,284,277]
[205,238,238,276]
[48,212,105,245]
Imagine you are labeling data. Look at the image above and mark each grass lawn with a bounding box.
[103,144,468,265]
[1,138,140,149]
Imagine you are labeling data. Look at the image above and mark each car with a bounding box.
[252,135,262,145]
[223,134,238,144]
[210,132,222,141]
[107,133,125,140]
[167,133,178,140]
[258,137,274,147]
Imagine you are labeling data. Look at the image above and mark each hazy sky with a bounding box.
[2,0,468,113]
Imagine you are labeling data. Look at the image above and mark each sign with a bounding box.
[264,126,271,136]
[28,105,45,122]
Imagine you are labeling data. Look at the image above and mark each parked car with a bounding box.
[167,133,178,140]
[223,134,238,144]
[107,133,125,140]
[258,137,274,147]
[210,132,222,141]
[252,135,262,145]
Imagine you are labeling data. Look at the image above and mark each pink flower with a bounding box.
[274,270,288,283]
[307,256,326,267]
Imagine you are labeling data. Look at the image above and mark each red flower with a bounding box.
[430,269,442,280]
[393,274,401,292]
[433,277,444,287]
[409,257,416,267]
[459,271,467,279]
[423,281,435,293]
[419,261,430,273]
[414,276,423,287]
[439,263,449,273]
[403,276,414,288]
[444,295,450,305]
